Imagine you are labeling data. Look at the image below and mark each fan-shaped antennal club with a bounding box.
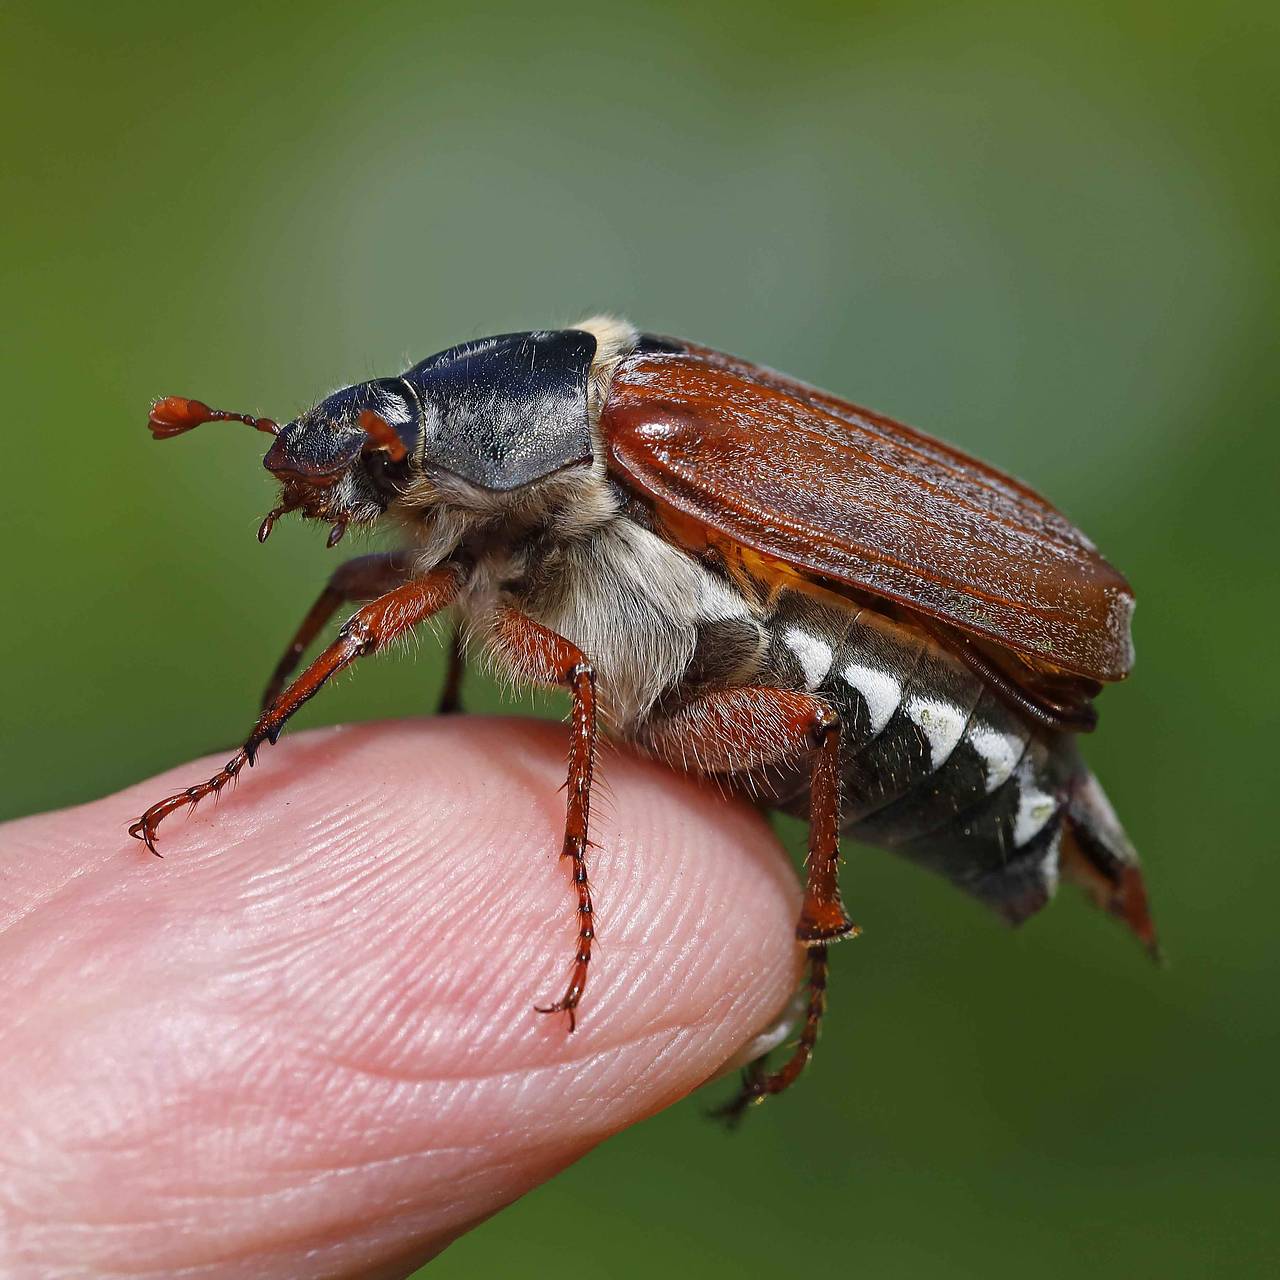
[148,396,280,440]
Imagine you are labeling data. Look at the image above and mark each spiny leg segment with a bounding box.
[260,552,417,711]
[492,607,599,1031]
[718,712,850,1122]
[641,686,855,1119]
[129,565,463,854]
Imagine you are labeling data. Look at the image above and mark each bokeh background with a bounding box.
[2,1,1277,1275]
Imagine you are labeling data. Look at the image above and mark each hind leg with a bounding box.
[640,686,857,1119]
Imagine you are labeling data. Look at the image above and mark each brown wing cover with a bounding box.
[603,342,1134,683]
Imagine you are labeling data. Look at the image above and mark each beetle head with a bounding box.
[259,379,419,545]
[148,379,419,548]
[147,327,600,547]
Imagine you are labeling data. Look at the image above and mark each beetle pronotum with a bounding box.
[131,317,1155,1119]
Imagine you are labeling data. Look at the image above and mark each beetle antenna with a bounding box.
[357,409,408,462]
[149,396,279,440]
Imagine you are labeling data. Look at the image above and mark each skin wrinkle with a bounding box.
[19,1085,508,1270]
[76,1143,487,1211]
[18,1184,461,1280]
[0,718,802,1280]
[102,1134,519,1279]
[0,828,106,930]
[38,1192,427,1280]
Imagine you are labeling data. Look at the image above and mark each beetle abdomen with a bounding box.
[757,592,1105,926]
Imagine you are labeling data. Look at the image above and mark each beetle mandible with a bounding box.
[131,317,1156,1119]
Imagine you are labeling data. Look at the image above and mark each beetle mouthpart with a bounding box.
[149,395,279,440]
[358,409,408,463]
[257,498,300,543]
[326,517,349,549]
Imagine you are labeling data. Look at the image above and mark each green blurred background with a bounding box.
[2,0,1276,1274]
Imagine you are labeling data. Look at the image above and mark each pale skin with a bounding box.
[0,717,803,1279]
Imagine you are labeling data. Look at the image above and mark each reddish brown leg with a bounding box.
[436,625,466,715]
[491,608,597,1031]
[716,945,832,1128]
[642,687,855,1119]
[261,552,415,711]
[129,565,463,854]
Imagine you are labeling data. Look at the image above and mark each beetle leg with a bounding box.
[721,709,850,1123]
[436,625,466,715]
[260,552,417,711]
[640,687,855,1118]
[129,564,464,854]
[491,608,598,1032]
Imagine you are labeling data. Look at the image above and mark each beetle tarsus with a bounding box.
[534,1000,579,1034]
[127,815,164,858]
[709,1070,767,1129]
[128,750,251,853]
[713,945,831,1123]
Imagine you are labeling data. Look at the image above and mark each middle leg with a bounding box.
[436,625,467,715]
[490,607,598,1031]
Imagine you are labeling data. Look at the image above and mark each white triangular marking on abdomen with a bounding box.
[784,627,834,691]
[1013,781,1058,846]
[969,724,1023,792]
[841,662,901,735]
[1039,830,1062,895]
[905,696,967,769]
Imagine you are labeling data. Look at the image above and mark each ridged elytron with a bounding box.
[131,317,1155,1120]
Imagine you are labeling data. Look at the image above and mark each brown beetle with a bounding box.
[131,317,1155,1119]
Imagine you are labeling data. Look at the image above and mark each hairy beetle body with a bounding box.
[133,315,1154,1118]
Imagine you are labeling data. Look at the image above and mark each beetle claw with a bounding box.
[534,1001,578,1033]
[127,814,163,857]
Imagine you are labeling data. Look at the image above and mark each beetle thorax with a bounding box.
[398,466,754,729]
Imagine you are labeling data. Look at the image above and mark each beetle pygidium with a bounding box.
[131,317,1155,1119]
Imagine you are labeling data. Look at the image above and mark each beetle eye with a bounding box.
[365,450,408,503]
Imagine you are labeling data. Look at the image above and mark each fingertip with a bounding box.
[1,717,805,1277]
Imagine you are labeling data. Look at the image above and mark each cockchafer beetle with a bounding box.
[131,317,1156,1119]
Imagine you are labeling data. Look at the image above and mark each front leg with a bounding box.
[261,551,417,711]
[490,608,598,1031]
[129,564,464,854]
[641,686,857,1120]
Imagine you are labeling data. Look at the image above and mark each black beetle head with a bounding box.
[258,379,419,545]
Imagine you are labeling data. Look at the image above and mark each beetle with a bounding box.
[130,316,1156,1119]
